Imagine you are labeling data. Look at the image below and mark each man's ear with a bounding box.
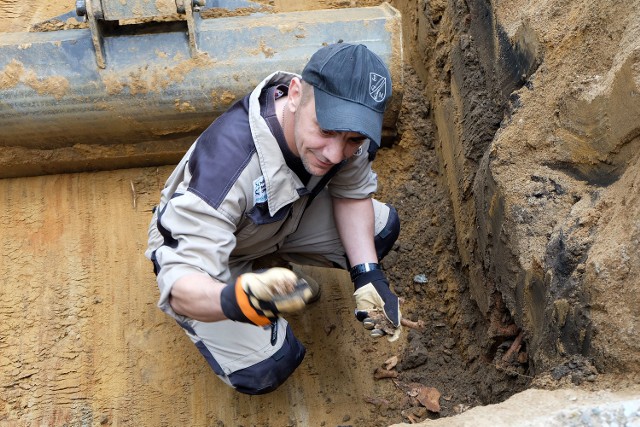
[288,77,303,112]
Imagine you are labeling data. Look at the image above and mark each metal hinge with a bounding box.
[76,0,204,68]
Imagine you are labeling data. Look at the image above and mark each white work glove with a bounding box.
[353,269,402,342]
[220,267,313,326]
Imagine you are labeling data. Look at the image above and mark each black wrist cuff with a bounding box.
[349,262,381,282]
[220,283,249,323]
[353,269,387,289]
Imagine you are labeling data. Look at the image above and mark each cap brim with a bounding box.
[313,87,383,147]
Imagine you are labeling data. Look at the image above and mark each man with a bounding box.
[146,42,402,395]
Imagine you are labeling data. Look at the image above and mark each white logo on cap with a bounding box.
[369,73,387,103]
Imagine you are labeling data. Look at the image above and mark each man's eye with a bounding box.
[320,129,336,137]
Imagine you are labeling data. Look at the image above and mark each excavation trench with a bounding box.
[2,0,640,426]
[0,69,528,427]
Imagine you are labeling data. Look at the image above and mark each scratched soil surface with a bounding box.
[1,0,639,426]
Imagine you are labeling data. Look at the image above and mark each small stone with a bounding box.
[517,351,528,364]
[374,367,398,379]
[413,274,428,284]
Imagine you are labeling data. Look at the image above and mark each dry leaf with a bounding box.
[415,385,441,413]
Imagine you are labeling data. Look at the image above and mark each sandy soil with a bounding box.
[487,0,640,376]
[0,1,71,32]
[0,167,407,426]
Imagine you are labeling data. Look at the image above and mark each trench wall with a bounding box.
[394,0,640,375]
[393,0,545,365]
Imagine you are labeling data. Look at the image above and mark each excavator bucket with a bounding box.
[0,1,403,177]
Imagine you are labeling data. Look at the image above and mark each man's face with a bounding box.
[290,82,368,176]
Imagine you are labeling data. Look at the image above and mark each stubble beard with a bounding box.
[301,153,325,177]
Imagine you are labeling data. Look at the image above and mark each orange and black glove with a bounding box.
[220,267,312,326]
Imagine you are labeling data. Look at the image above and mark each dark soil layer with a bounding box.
[368,67,529,423]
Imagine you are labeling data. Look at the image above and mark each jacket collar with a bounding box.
[248,71,304,216]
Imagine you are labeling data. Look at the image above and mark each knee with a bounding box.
[226,325,306,395]
[374,204,400,261]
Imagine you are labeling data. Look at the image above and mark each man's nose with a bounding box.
[323,137,347,164]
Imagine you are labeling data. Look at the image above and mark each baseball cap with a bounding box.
[301,43,392,147]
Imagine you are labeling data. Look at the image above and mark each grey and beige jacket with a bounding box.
[146,71,378,321]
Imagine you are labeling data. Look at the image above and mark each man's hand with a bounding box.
[353,269,402,342]
[220,267,313,326]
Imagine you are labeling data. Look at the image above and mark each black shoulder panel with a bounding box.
[187,95,256,209]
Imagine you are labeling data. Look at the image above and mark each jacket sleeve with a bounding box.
[328,139,378,199]
[150,186,247,321]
